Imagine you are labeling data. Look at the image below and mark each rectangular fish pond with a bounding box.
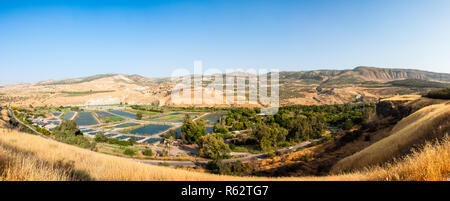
[150,112,199,123]
[109,110,137,119]
[116,135,130,140]
[95,111,117,118]
[114,123,139,128]
[202,113,224,125]
[61,112,75,120]
[143,138,162,144]
[52,112,62,117]
[130,124,172,136]
[75,112,99,126]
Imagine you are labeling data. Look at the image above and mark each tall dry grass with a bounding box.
[0,143,71,181]
[332,103,450,172]
[0,128,316,181]
[362,135,449,181]
[0,122,448,181]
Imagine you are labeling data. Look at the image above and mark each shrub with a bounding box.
[94,133,108,142]
[142,149,153,156]
[123,149,136,156]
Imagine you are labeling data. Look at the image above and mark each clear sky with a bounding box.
[1,0,450,84]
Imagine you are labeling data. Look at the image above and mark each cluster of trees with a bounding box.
[252,123,288,151]
[223,108,260,131]
[424,88,450,99]
[198,134,231,159]
[180,115,206,144]
[389,79,449,88]
[206,160,253,176]
[248,103,375,151]
[54,120,96,150]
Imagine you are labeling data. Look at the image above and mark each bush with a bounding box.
[206,160,253,176]
[94,133,108,142]
[107,138,133,146]
[123,149,136,156]
[142,149,153,156]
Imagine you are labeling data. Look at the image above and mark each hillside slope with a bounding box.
[332,102,450,172]
[1,126,448,181]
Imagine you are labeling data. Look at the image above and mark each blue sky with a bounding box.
[1,0,450,84]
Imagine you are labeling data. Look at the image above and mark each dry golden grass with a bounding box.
[381,94,421,101]
[332,103,450,172]
[0,143,71,181]
[0,128,315,181]
[361,135,450,181]
[1,100,449,182]
[0,127,448,181]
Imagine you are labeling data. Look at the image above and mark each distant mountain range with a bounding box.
[1,66,449,107]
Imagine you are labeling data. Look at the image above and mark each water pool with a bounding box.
[61,112,75,120]
[114,123,139,128]
[143,138,162,144]
[130,124,172,136]
[116,135,130,140]
[75,112,99,126]
[109,110,137,119]
[95,111,117,118]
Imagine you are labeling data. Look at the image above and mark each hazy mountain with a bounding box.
[1,66,449,107]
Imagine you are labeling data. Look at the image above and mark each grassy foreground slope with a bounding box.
[0,126,448,181]
[332,102,450,173]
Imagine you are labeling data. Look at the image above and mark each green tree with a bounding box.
[94,133,108,142]
[129,136,137,144]
[142,149,153,156]
[136,112,143,120]
[198,134,231,159]
[123,148,135,156]
[181,115,206,144]
[252,123,288,151]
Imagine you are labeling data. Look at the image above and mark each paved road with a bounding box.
[8,108,50,138]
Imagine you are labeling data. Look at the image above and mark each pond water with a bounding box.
[80,129,95,133]
[61,112,75,120]
[206,126,214,134]
[116,135,130,140]
[47,120,61,125]
[202,113,224,125]
[105,134,117,138]
[109,110,136,119]
[52,112,62,117]
[143,138,162,144]
[130,124,172,136]
[133,137,146,141]
[114,123,139,128]
[75,112,98,126]
[95,111,117,118]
